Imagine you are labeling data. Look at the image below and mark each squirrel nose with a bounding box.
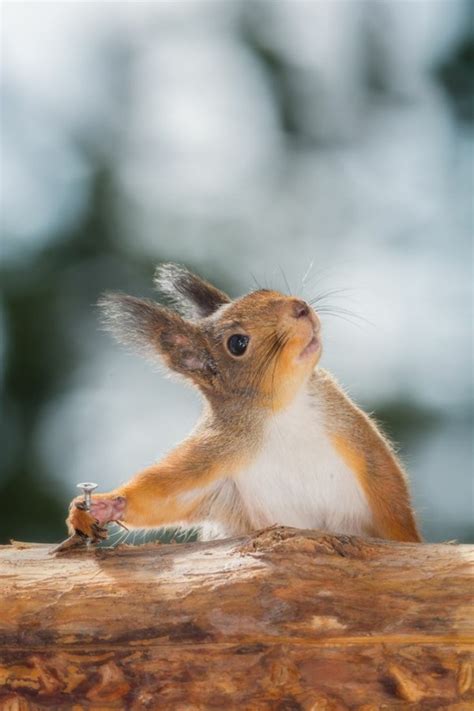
[292,300,310,319]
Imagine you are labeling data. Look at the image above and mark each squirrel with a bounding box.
[67,263,421,544]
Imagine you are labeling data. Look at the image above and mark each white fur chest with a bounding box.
[235,389,373,535]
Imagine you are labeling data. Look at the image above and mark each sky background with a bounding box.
[1,0,473,544]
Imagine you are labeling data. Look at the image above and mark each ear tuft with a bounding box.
[98,291,218,382]
[98,292,172,355]
[154,263,230,319]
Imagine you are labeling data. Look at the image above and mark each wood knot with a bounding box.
[241,526,369,560]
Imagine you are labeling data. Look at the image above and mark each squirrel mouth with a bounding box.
[298,335,320,360]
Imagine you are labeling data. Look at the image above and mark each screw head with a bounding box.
[76,482,98,522]
[77,482,98,493]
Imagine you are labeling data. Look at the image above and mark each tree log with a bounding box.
[0,527,472,710]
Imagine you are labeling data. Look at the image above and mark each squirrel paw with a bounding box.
[88,496,127,526]
[67,495,127,541]
[68,502,108,543]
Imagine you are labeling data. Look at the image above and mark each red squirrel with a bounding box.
[67,264,421,544]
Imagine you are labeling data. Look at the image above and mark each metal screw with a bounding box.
[77,482,98,511]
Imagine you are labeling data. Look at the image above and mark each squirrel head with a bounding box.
[99,264,321,411]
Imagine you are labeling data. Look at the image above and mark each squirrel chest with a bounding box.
[235,389,373,535]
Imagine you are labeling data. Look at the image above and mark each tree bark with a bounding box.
[0,527,472,710]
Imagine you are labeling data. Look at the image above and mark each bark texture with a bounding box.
[0,527,472,710]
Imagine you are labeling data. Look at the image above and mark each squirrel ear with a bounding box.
[98,293,217,379]
[154,263,230,319]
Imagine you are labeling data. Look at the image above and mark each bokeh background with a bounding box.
[1,0,473,545]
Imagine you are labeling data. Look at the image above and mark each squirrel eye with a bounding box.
[227,334,249,356]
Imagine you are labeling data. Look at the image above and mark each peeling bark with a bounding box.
[0,527,472,710]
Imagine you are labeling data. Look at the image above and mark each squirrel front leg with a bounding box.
[67,435,240,539]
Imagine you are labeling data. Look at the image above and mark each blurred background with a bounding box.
[1,0,472,545]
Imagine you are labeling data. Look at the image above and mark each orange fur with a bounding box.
[331,429,421,542]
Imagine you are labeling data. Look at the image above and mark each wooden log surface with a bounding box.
[0,527,472,710]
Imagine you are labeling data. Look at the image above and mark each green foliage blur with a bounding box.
[1,2,472,545]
